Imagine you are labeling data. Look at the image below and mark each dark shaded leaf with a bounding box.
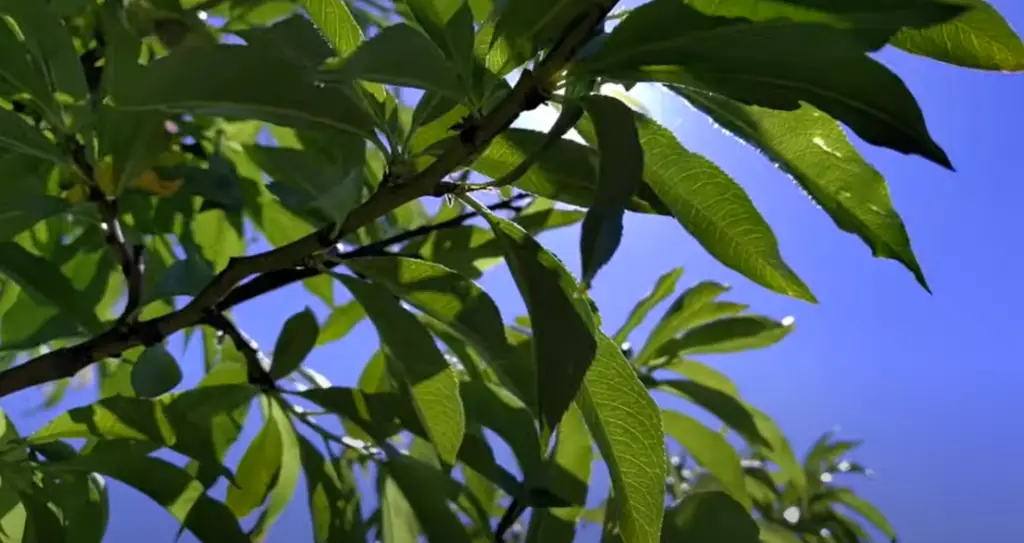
[676,89,929,290]
[581,0,953,168]
[0,195,68,242]
[656,315,794,357]
[661,491,759,543]
[823,488,897,541]
[130,344,184,398]
[297,434,366,542]
[382,451,472,543]
[464,197,597,439]
[0,242,103,333]
[113,44,376,139]
[579,95,644,286]
[270,308,320,379]
[335,274,465,465]
[525,404,592,542]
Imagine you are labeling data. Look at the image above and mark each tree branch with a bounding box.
[218,192,531,310]
[201,311,275,390]
[0,1,615,399]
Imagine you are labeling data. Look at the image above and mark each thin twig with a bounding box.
[201,311,275,390]
[0,1,616,399]
[218,193,530,311]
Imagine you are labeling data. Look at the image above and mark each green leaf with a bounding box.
[31,444,109,543]
[0,14,60,122]
[297,0,364,57]
[30,386,256,480]
[183,363,254,489]
[270,308,320,379]
[130,344,184,398]
[635,280,746,365]
[0,194,68,242]
[661,491,759,543]
[317,300,366,345]
[464,196,598,438]
[823,488,897,541]
[581,0,952,168]
[297,434,366,542]
[113,44,376,139]
[344,256,514,382]
[0,242,103,333]
[490,0,593,66]
[246,144,363,226]
[50,443,248,543]
[382,452,473,543]
[460,380,545,488]
[471,128,668,214]
[248,400,302,539]
[676,90,929,291]
[630,114,815,302]
[892,0,1024,72]
[0,109,67,167]
[404,0,477,96]
[335,274,466,465]
[613,267,682,344]
[97,107,172,196]
[380,473,420,542]
[225,412,283,518]
[656,315,794,357]
[525,404,593,542]
[661,410,749,510]
[578,95,645,286]
[576,333,666,543]
[320,23,465,100]
[0,0,88,105]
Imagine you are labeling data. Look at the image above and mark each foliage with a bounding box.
[0,0,1017,542]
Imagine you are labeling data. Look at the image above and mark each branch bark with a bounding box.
[0,1,615,399]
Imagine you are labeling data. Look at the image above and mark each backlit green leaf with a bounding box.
[270,308,320,379]
[130,344,184,398]
[113,44,376,139]
[661,410,749,510]
[576,333,665,543]
[579,95,644,286]
[892,0,1024,72]
[656,315,794,357]
[0,242,103,333]
[298,434,366,542]
[661,491,759,543]
[317,300,366,345]
[0,194,68,242]
[248,400,302,539]
[526,404,593,542]
[676,89,929,290]
[382,451,472,543]
[381,473,420,543]
[464,196,597,438]
[581,0,952,168]
[0,109,67,167]
[336,274,465,465]
[633,113,814,301]
[613,267,682,344]
[226,411,282,518]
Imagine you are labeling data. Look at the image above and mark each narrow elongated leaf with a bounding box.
[0,15,59,120]
[463,197,597,438]
[656,315,794,357]
[384,452,472,543]
[0,109,68,167]
[637,281,746,365]
[613,267,682,344]
[130,344,184,398]
[0,0,89,104]
[297,0,364,57]
[824,488,897,541]
[50,443,248,543]
[526,404,593,542]
[114,45,376,139]
[0,242,103,333]
[404,0,476,88]
[581,0,952,168]
[579,95,644,286]
[248,401,302,539]
[381,473,420,543]
[345,256,514,379]
[270,308,320,379]
[661,410,749,510]
[460,380,545,488]
[631,114,815,302]
[661,491,759,543]
[297,435,365,542]
[891,0,1024,72]
[336,274,465,465]
[576,333,665,543]
[677,89,929,290]
[320,23,465,99]
[0,194,68,242]
[226,413,282,517]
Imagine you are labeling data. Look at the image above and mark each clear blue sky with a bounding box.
[6,2,1023,541]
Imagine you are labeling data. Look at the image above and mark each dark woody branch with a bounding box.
[0,0,616,399]
[201,311,275,391]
